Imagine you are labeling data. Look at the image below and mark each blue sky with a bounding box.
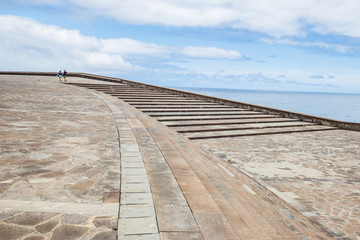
[1,0,360,93]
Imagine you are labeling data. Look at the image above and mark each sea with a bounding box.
[174,87,360,123]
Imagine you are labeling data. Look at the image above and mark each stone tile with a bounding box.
[119,234,160,240]
[0,210,17,221]
[0,223,34,240]
[151,188,188,206]
[121,182,151,193]
[121,156,143,163]
[144,162,172,175]
[121,144,140,152]
[24,236,45,240]
[91,230,117,239]
[160,232,203,240]
[121,152,142,157]
[156,205,199,232]
[68,177,98,190]
[4,212,57,226]
[118,217,158,235]
[120,193,153,205]
[51,225,89,240]
[93,216,118,229]
[122,168,147,176]
[0,200,119,217]
[119,204,156,218]
[182,190,221,213]
[147,173,180,190]
[102,191,120,203]
[61,214,91,225]
[193,212,237,240]
[36,216,61,234]
[121,174,149,183]
[0,183,13,194]
[122,162,145,168]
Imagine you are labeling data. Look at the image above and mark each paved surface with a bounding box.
[0,74,355,239]
[68,79,360,240]
[70,83,337,140]
[1,76,120,239]
[197,131,360,240]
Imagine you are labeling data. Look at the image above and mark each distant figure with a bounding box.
[57,70,63,82]
[63,70,67,82]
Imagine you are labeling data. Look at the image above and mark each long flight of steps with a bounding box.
[69,83,338,139]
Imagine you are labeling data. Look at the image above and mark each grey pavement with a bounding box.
[1,74,357,240]
[0,75,121,239]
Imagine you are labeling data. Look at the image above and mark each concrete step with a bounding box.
[173,121,317,133]
[110,94,177,97]
[164,118,300,127]
[183,125,338,139]
[103,90,159,94]
[117,97,192,100]
[134,105,233,109]
[156,114,279,122]
[148,111,263,117]
[67,83,125,87]
[124,99,203,103]
[141,107,248,112]
[132,106,329,239]
[127,102,215,105]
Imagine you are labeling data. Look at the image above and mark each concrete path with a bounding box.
[197,130,360,240]
[0,75,334,239]
[0,76,121,239]
[70,82,338,141]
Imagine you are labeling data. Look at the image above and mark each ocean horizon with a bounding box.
[173,86,360,123]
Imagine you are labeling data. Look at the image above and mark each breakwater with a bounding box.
[1,71,359,131]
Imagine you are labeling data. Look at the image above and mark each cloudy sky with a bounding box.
[1,0,360,93]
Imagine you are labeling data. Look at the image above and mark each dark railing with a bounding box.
[1,71,359,131]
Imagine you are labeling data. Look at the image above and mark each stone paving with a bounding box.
[0,76,120,239]
[94,93,161,239]
[1,74,351,239]
[196,130,360,240]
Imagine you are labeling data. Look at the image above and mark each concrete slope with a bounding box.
[70,82,338,140]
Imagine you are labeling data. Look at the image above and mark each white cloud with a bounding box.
[71,0,236,27]
[0,15,242,73]
[130,67,359,92]
[0,15,131,72]
[27,0,360,38]
[261,38,357,54]
[180,46,242,59]
[12,0,64,6]
[100,38,170,56]
[100,40,243,59]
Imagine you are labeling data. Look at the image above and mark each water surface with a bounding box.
[174,87,360,123]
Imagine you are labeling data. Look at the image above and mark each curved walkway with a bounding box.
[0,75,121,239]
[0,75,330,239]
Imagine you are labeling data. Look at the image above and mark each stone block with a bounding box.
[121,193,153,205]
[118,217,158,235]
[119,204,156,218]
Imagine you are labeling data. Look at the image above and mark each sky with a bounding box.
[1,0,360,93]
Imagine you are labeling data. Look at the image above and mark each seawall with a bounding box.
[1,71,359,131]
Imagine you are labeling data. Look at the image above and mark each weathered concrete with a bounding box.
[196,130,360,240]
[0,75,121,239]
[1,73,358,240]
[1,71,359,130]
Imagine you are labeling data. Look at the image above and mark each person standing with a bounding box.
[57,70,63,82]
[63,69,67,82]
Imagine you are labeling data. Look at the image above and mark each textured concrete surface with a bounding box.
[0,75,121,239]
[196,130,360,240]
[1,74,350,239]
